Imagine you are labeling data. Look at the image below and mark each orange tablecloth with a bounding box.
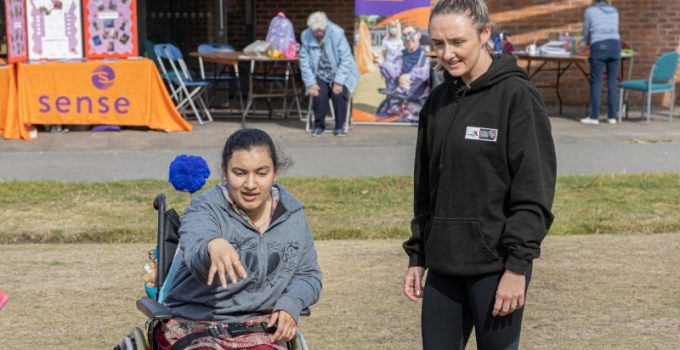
[0,64,21,139]
[3,58,191,140]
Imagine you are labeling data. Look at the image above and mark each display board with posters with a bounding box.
[353,0,431,125]
[26,0,84,60]
[5,0,29,63]
[83,0,138,59]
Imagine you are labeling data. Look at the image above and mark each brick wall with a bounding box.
[172,0,680,108]
[225,0,355,50]
[485,0,680,108]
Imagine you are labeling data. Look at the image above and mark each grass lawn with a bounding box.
[1,235,679,349]
[1,173,679,243]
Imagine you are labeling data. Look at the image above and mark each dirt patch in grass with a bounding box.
[0,234,679,349]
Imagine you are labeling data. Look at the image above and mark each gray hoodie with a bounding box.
[583,2,620,45]
[163,184,322,323]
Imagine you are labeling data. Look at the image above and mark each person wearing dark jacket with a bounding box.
[402,1,556,349]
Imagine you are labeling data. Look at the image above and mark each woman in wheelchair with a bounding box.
[158,128,322,350]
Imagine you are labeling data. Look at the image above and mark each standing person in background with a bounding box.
[580,0,621,125]
[402,0,556,349]
[299,11,359,137]
[381,20,404,65]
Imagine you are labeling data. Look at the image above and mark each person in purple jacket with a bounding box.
[377,25,431,121]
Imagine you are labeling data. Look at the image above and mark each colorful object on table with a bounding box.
[266,12,296,58]
[168,154,211,193]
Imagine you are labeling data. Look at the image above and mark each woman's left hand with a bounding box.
[268,310,297,343]
[493,269,526,317]
[332,83,343,95]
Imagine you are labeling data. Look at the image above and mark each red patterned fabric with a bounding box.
[154,315,286,350]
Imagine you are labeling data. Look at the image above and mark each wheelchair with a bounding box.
[375,87,427,123]
[115,194,310,350]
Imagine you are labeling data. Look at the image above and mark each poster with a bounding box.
[5,0,29,63]
[353,0,431,125]
[83,0,138,59]
[26,0,84,60]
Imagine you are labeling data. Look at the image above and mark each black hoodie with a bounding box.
[403,55,556,276]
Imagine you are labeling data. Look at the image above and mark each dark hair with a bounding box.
[430,0,491,34]
[221,128,291,172]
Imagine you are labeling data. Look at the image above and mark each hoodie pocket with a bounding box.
[425,217,500,268]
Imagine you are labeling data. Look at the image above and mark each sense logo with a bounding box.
[92,65,116,90]
[38,65,130,115]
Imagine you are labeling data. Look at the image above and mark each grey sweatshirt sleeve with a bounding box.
[273,217,322,323]
[178,195,223,283]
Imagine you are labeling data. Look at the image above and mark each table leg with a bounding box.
[526,59,532,77]
[289,65,303,120]
[575,62,591,117]
[241,60,256,128]
[282,62,290,118]
[556,62,564,115]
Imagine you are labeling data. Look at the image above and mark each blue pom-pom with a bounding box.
[168,155,211,193]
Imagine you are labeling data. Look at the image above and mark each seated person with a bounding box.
[299,11,360,137]
[159,128,323,350]
[376,26,431,121]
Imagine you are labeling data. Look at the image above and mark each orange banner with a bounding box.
[3,58,190,140]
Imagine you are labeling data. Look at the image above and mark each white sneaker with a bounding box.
[607,118,617,124]
[580,118,599,125]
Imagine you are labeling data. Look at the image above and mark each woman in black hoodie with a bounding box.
[402,0,556,349]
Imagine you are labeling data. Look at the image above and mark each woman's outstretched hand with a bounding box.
[404,266,426,301]
[268,310,297,342]
[206,238,247,288]
[493,269,526,317]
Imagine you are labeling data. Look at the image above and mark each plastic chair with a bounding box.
[154,43,213,125]
[114,194,310,350]
[144,39,194,82]
[618,51,678,123]
[305,94,353,134]
[197,43,244,113]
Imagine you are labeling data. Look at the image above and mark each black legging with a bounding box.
[422,267,532,350]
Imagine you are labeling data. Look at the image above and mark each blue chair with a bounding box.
[197,43,244,113]
[144,39,195,82]
[154,43,213,124]
[618,51,678,123]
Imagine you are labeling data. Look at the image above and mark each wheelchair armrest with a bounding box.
[137,297,173,321]
[300,307,311,317]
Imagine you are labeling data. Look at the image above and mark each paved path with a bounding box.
[1,107,679,180]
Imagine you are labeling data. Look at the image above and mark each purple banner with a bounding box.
[355,0,430,16]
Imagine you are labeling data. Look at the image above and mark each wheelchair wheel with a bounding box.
[287,331,309,350]
[132,326,148,350]
[123,335,134,350]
